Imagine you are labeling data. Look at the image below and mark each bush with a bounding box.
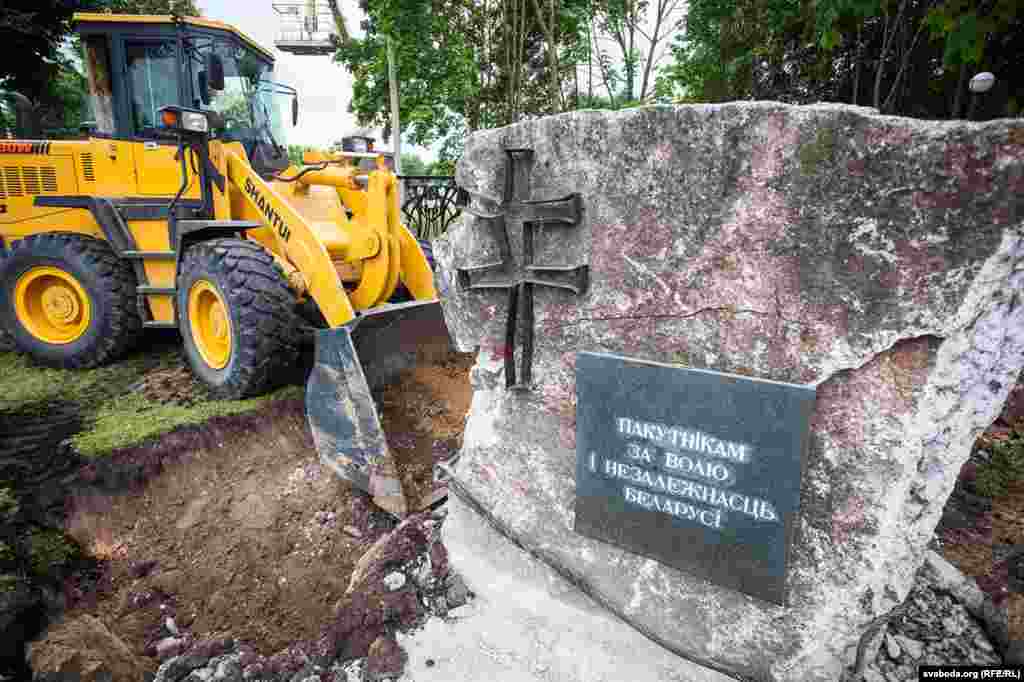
[974,429,1024,498]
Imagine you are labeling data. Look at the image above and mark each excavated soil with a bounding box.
[58,349,474,669]
[937,419,1024,645]
[939,475,1024,640]
[378,354,475,511]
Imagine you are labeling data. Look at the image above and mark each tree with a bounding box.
[96,0,200,13]
[335,0,586,154]
[287,144,310,166]
[0,1,96,109]
[0,0,202,138]
[426,158,456,175]
[589,0,686,106]
[400,153,430,175]
[659,0,1021,120]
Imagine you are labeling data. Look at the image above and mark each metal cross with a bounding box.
[457,148,587,390]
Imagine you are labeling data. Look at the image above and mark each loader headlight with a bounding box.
[158,106,211,135]
[181,111,210,133]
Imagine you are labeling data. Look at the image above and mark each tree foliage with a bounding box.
[335,0,592,164]
[0,1,93,109]
[659,0,1021,119]
[98,0,199,12]
[400,153,430,175]
[0,0,201,138]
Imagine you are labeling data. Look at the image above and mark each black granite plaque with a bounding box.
[574,351,816,605]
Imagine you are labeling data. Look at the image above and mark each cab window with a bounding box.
[126,40,179,136]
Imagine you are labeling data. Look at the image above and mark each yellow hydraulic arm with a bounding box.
[224,148,356,326]
[222,148,437,328]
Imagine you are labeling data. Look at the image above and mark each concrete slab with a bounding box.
[397,495,736,682]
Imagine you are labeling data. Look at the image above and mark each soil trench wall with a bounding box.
[433,102,1024,681]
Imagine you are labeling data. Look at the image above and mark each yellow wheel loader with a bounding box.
[0,13,452,516]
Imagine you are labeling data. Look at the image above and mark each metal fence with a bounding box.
[399,176,465,241]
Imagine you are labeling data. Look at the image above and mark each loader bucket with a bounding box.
[305,300,453,517]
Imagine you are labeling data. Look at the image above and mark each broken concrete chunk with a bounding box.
[444,574,470,608]
[884,634,901,660]
[383,571,406,592]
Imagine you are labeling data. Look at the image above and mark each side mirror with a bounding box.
[292,96,299,126]
[197,70,211,105]
[205,53,225,91]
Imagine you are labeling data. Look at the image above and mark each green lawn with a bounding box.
[0,346,303,458]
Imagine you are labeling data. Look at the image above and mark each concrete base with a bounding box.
[398,495,735,682]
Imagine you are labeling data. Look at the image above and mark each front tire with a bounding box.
[177,238,299,399]
[0,233,141,368]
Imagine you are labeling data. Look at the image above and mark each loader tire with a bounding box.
[177,238,299,400]
[0,233,142,368]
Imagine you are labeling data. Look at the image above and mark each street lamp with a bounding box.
[968,71,995,120]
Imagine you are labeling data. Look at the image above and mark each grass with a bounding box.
[0,349,166,411]
[72,383,304,457]
[0,342,306,458]
[28,527,80,576]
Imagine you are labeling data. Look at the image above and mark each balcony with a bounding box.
[272,1,337,56]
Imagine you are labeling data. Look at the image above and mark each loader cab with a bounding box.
[75,13,297,179]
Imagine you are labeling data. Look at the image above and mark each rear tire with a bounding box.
[0,233,141,368]
[177,238,299,399]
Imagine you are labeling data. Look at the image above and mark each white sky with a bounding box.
[197,0,439,161]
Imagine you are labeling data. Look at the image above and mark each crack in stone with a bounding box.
[542,306,806,331]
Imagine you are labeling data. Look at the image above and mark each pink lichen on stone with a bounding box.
[812,337,936,453]
[892,239,949,304]
[945,143,994,194]
[651,143,673,165]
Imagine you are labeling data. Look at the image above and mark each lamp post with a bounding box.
[386,35,402,206]
[968,71,995,120]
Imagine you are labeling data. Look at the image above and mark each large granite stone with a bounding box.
[434,102,1024,682]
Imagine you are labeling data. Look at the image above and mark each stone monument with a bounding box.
[434,102,1024,681]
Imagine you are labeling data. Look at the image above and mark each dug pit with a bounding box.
[54,349,474,675]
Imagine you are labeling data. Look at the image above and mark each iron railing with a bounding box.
[399,176,465,241]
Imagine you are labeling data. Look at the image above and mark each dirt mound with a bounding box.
[54,350,474,670]
[27,613,148,682]
[135,365,212,407]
